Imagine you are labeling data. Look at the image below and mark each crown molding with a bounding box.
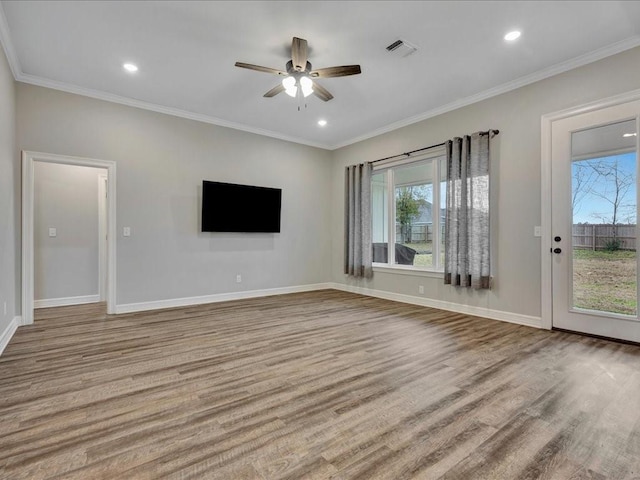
[329,35,640,150]
[15,73,331,150]
[1,3,639,152]
[0,2,21,79]
[0,3,330,150]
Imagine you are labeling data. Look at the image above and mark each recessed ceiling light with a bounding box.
[623,132,637,137]
[504,30,521,41]
[123,63,138,73]
[318,120,327,127]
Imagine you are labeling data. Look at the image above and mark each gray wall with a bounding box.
[17,84,333,306]
[34,163,104,301]
[10,44,640,322]
[330,46,640,320]
[0,43,16,331]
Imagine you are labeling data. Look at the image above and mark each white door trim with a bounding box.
[21,151,117,325]
[98,173,108,302]
[541,87,640,331]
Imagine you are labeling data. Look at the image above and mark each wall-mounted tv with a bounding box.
[201,180,282,233]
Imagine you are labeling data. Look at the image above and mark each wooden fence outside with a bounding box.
[397,223,637,250]
[572,224,636,251]
[396,224,444,244]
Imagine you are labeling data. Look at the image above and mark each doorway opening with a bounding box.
[21,151,117,325]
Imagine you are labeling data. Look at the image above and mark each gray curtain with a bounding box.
[444,132,490,289]
[344,162,373,278]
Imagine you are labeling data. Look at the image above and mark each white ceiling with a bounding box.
[2,1,640,150]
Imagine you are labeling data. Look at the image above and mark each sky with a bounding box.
[572,152,637,225]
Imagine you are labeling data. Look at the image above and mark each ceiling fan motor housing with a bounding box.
[286,60,312,74]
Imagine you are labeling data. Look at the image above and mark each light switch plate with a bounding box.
[534,226,542,237]
[48,227,57,237]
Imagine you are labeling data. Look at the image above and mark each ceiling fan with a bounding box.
[235,37,361,103]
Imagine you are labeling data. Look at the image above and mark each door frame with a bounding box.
[21,151,117,325]
[98,173,108,302]
[541,88,640,330]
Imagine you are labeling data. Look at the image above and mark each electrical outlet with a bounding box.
[534,226,542,237]
[418,285,424,294]
[48,227,57,237]
[123,227,131,237]
[236,274,242,283]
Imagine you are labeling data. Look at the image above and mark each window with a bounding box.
[371,148,446,271]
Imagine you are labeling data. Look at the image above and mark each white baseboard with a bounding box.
[329,283,542,329]
[113,281,541,329]
[115,283,334,314]
[0,316,21,356]
[34,295,101,309]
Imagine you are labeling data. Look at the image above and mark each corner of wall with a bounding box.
[0,316,20,356]
[0,24,19,341]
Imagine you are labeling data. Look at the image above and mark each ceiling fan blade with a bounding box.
[310,65,362,78]
[235,62,286,76]
[312,81,333,102]
[263,84,285,98]
[291,37,308,72]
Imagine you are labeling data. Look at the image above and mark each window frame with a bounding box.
[372,146,447,274]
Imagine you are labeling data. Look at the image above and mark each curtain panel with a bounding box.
[444,133,491,289]
[344,162,373,278]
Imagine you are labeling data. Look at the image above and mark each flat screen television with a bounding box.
[201,180,282,233]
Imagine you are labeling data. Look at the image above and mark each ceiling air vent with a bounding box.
[386,39,418,57]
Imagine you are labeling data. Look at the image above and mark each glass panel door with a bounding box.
[551,100,640,342]
[571,120,637,316]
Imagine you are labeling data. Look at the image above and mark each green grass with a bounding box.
[573,248,637,315]
[413,254,432,267]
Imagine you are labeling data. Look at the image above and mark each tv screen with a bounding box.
[201,180,282,233]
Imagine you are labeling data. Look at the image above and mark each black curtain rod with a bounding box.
[370,129,499,164]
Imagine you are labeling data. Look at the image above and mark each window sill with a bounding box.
[372,264,444,278]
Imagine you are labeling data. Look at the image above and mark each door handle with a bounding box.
[553,248,562,254]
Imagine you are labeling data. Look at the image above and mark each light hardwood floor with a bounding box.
[1,290,639,479]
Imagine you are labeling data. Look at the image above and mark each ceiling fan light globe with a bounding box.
[300,76,314,97]
[282,76,298,97]
[282,76,296,89]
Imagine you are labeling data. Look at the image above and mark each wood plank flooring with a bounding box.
[1,290,639,479]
